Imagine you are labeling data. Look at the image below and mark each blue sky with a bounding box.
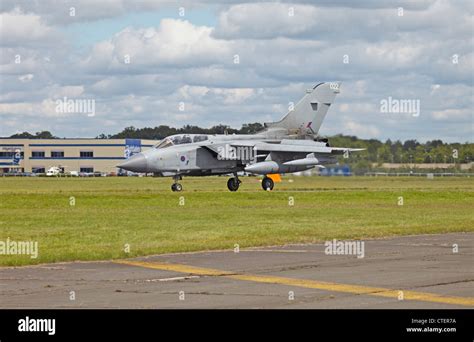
[0,1,472,142]
[64,8,218,49]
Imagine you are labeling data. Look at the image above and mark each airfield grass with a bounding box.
[0,176,473,266]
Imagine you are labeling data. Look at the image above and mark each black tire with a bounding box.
[227,178,240,191]
[261,177,274,191]
[171,183,183,192]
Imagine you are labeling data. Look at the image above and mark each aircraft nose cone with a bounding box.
[117,153,148,172]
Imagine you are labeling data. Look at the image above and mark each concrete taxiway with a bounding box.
[0,233,473,308]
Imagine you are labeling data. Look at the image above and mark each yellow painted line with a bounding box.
[227,274,474,307]
[115,260,474,307]
[244,249,308,253]
[117,260,234,276]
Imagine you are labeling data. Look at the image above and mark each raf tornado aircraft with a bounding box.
[118,82,362,192]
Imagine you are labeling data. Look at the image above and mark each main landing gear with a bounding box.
[226,175,275,192]
[171,175,183,192]
[227,176,241,192]
[171,175,275,192]
[261,176,274,191]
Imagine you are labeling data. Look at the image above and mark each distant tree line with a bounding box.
[329,135,473,172]
[5,125,473,168]
[7,131,58,139]
[96,123,265,139]
[330,135,473,164]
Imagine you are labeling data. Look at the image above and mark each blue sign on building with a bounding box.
[320,165,352,176]
[12,149,22,165]
[124,139,141,159]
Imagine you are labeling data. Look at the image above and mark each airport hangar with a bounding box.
[0,138,157,174]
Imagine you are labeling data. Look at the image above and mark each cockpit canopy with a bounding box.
[154,134,209,149]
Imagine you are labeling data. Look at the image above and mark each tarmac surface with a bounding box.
[0,233,473,308]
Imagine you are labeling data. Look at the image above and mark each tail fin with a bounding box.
[266,82,340,135]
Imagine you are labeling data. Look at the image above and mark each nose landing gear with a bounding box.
[171,175,183,192]
[171,183,182,192]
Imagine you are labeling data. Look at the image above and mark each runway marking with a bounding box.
[117,260,234,276]
[147,275,200,282]
[243,249,308,253]
[115,260,474,307]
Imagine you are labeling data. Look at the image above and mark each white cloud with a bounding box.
[49,86,85,98]
[0,0,171,25]
[214,1,472,42]
[365,43,423,66]
[178,85,210,99]
[431,109,471,120]
[0,8,59,46]
[215,3,319,39]
[338,102,378,114]
[0,1,472,142]
[344,120,381,137]
[81,19,232,72]
[18,74,34,82]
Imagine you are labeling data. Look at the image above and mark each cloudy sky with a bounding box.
[0,0,472,142]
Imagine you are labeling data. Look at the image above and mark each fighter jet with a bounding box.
[118,82,363,192]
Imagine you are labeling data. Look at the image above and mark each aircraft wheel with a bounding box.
[227,178,240,192]
[261,177,274,191]
[171,183,183,192]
